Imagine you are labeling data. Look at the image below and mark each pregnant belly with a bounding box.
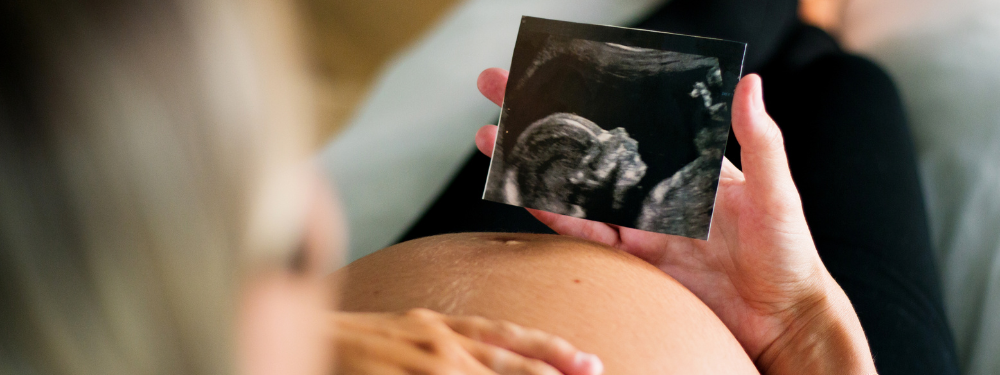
[335,233,757,375]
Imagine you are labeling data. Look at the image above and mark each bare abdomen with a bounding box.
[336,233,757,374]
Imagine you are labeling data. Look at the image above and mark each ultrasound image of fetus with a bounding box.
[497,113,646,219]
[483,17,744,239]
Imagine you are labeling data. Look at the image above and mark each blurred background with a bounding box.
[297,0,463,141]
[307,0,1000,374]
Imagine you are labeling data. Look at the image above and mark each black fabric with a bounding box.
[751,44,960,375]
[400,3,960,374]
[630,0,800,73]
[401,152,556,239]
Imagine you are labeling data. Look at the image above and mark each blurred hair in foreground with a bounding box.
[0,0,326,374]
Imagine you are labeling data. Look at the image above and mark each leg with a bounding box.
[633,0,800,72]
[728,25,960,375]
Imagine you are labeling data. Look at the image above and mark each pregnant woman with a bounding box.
[401,1,959,374]
[337,74,877,375]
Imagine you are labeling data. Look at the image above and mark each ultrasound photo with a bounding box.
[483,17,747,240]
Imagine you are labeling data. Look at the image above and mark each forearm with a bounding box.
[758,273,877,375]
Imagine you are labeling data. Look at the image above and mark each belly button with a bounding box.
[491,239,522,245]
[489,237,524,246]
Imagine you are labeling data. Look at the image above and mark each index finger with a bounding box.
[719,157,744,182]
[477,68,509,106]
[527,208,623,250]
[443,316,604,375]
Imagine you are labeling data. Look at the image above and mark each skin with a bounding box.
[332,309,603,375]
[239,173,341,375]
[236,68,875,375]
[238,173,603,375]
[475,69,877,375]
[337,233,760,375]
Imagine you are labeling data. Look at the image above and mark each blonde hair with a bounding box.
[0,0,314,374]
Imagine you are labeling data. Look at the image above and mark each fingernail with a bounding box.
[573,352,604,375]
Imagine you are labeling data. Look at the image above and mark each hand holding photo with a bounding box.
[483,16,746,240]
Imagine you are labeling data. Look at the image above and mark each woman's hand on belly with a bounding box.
[475,69,875,375]
[333,308,603,375]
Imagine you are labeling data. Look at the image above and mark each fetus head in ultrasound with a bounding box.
[499,112,646,219]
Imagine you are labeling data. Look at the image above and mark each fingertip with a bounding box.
[730,75,797,198]
[732,74,783,154]
[476,68,491,93]
[572,352,604,375]
[738,74,763,110]
[477,68,509,107]
[475,125,498,157]
[732,74,764,136]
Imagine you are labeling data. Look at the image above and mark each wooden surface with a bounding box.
[297,0,464,142]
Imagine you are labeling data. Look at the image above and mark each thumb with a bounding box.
[731,74,801,211]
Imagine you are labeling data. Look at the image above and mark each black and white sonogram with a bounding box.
[482,17,746,240]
